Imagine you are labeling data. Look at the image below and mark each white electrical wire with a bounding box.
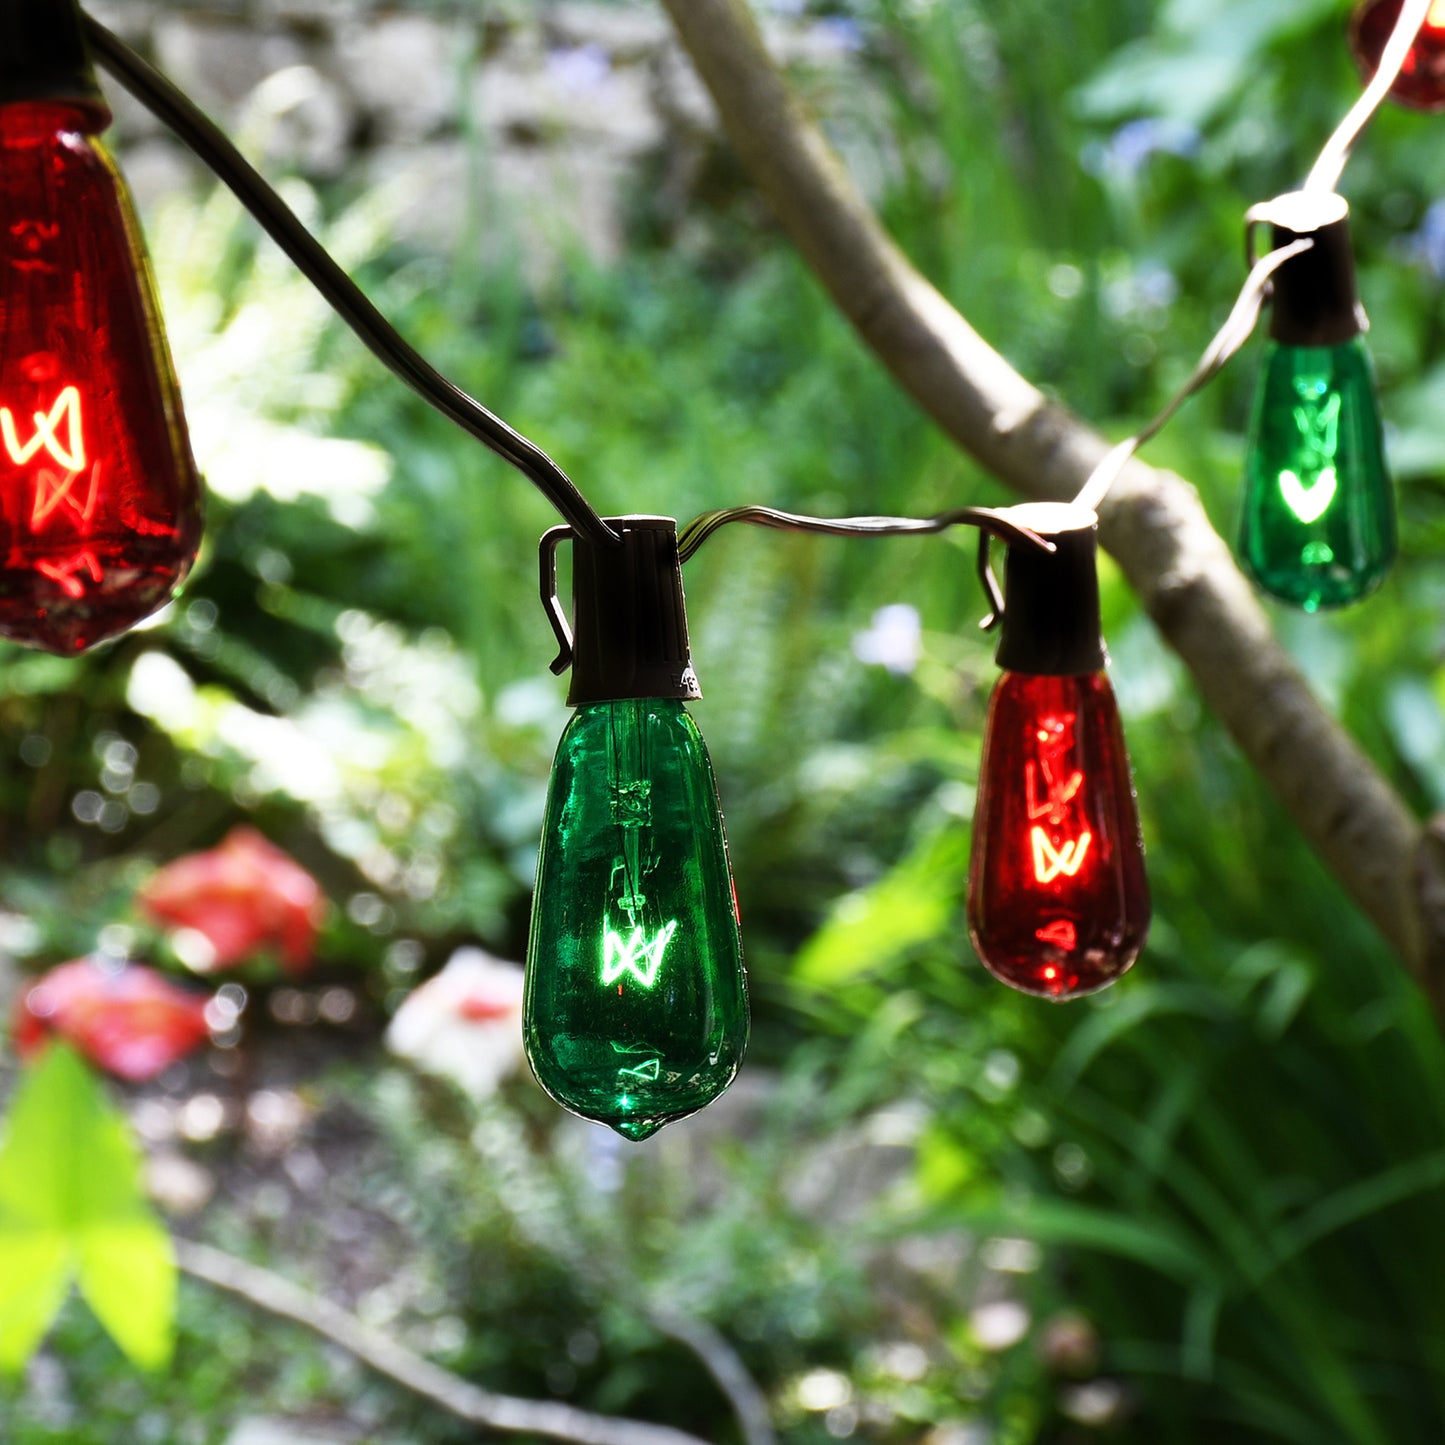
[1071,239,1311,513]
[1307,0,1435,193]
[1073,0,1433,512]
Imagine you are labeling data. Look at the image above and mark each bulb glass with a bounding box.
[968,670,1149,999]
[525,698,748,1140]
[0,102,201,652]
[1239,339,1393,611]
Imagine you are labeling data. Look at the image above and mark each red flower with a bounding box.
[12,958,212,1082]
[137,826,325,974]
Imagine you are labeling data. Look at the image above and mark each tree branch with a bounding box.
[174,1239,717,1445]
[658,0,1445,1014]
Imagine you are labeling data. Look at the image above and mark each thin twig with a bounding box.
[648,1307,776,1445]
[175,1239,716,1445]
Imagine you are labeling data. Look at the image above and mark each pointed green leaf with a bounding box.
[0,1046,176,1370]
[78,1219,176,1371]
[0,1225,71,1373]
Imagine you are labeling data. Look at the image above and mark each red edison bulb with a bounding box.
[965,503,1149,1000]
[1351,0,1445,111]
[0,101,201,653]
[968,670,1149,999]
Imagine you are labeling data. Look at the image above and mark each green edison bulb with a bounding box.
[524,698,748,1141]
[1238,338,1395,611]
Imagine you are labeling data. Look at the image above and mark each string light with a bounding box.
[0,0,201,652]
[1238,193,1394,610]
[1,0,1439,1132]
[967,506,1150,1000]
[526,518,748,1141]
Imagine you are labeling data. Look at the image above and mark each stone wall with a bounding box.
[90,1,870,267]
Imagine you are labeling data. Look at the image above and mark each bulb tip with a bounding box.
[612,1116,666,1142]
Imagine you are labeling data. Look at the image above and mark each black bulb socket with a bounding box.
[566,516,701,706]
[994,503,1106,677]
[1253,190,1367,348]
[0,0,110,124]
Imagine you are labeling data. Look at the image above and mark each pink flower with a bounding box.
[386,948,525,1098]
[12,958,212,1082]
[137,826,325,973]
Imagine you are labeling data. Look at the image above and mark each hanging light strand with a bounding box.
[76,4,1435,557]
[676,504,1050,562]
[1072,0,1433,515]
[1071,239,1312,513]
[80,15,621,549]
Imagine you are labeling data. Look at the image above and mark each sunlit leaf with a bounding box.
[78,1219,176,1372]
[0,1226,70,1373]
[915,1125,978,1201]
[793,829,968,985]
[0,1046,175,1372]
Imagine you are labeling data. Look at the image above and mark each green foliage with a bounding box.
[0,1048,174,1373]
[793,827,969,985]
[7,0,1445,1441]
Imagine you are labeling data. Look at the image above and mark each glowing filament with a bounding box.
[35,550,102,599]
[1279,465,1338,524]
[1031,827,1092,884]
[1274,385,1342,524]
[31,460,100,529]
[2,387,86,473]
[9,220,60,273]
[601,920,678,989]
[1024,709,1092,883]
[1036,919,1078,951]
[1026,760,1083,823]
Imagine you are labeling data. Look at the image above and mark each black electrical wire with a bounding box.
[677,504,1054,627]
[81,15,621,549]
[676,504,1050,562]
[82,0,1435,555]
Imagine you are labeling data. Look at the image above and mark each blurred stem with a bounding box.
[657,0,1445,1022]
[647,1305,777,1445]
[464,1103,776,1445]
[25,693,78,839]
[174,1239,714,1445]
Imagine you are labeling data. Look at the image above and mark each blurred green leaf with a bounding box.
[0,1229,69,1373]
[0,1047,175,1373]
[793,828,968,985]
[77,1218,176,1373]
[1272,1148,1445,1265]
[1048,982,1227,1092]
[953,1197,1212,1283]
[1076,0,1344,126]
